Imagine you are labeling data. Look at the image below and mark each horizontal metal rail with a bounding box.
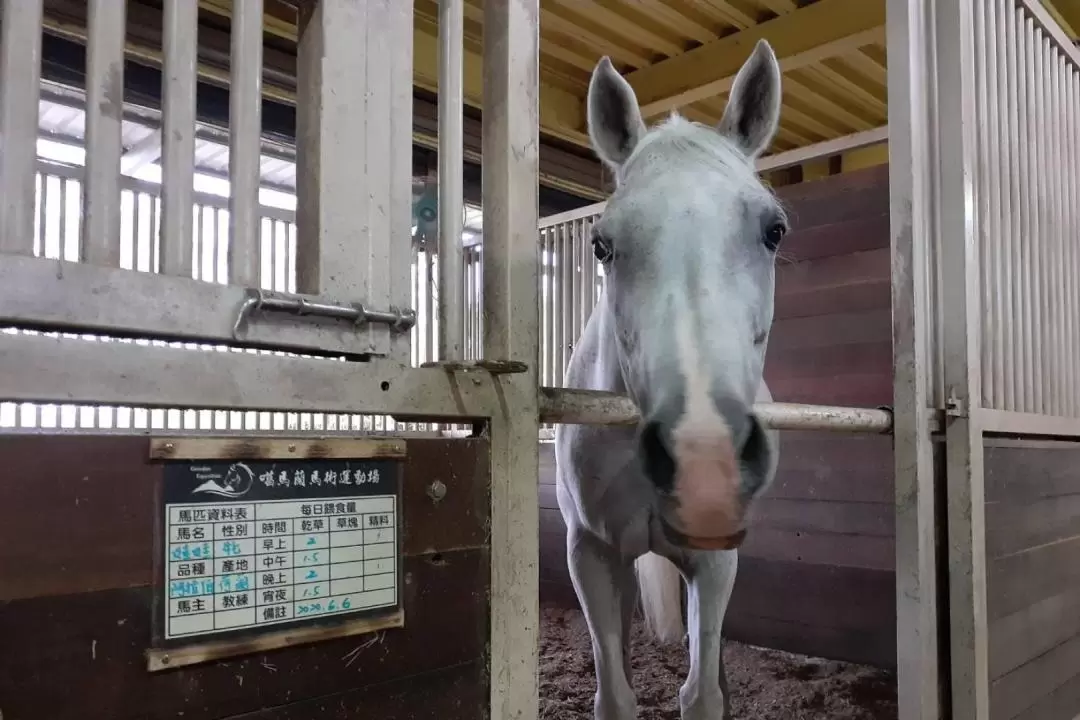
[538,387,908,434]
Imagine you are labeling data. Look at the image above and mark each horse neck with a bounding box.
[565,289,628,396]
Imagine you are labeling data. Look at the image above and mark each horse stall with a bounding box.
[536,165,901,718]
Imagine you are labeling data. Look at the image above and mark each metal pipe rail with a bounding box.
[538,387,898,434]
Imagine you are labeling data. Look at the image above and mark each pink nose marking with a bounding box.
[670,430,743,540]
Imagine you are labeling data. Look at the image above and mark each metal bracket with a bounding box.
[945,389,967,418]
[232,288,417,339]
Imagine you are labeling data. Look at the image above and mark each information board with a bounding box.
[160,457,401,642]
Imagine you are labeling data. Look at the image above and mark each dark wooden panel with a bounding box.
[0,549,489,720]
[228,660,487,719]
[740,526,893,571]
[991,633,1080,720]
[725,612,894,669]
[779,212,890,263]
[767,309,894,351]
[0,435,490,601]
[764,433,894,504]
[764,340,893,382]
[751,498,894,537]
[774,280,892,322]
[728,557,895,634]
[776,249,890,299]
[765,372,893,407]
[985,441,1080,720]
[1010,669,1080,720]
[778,165,890,230]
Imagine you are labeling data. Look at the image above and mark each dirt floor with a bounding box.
[539,605,898,720]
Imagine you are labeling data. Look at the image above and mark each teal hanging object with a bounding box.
[411,178,438,245]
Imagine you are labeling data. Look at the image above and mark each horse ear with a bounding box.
[587,56,647,170]
[717,39,782,159]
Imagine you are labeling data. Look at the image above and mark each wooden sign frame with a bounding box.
[146,436,407,671]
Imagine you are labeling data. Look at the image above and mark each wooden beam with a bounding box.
[623,0,886,118]
[1041,0,1079,39]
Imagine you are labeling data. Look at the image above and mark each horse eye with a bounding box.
[591,229,614,264]
[764,222,786,252]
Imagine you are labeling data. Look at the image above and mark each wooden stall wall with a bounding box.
[0,435,491,720]
[985,439,1080,720]
[538,164,898,668]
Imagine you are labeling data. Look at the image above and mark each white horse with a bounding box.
[554,40,785,720]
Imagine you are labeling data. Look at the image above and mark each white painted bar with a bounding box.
[228,0,265,287]
[81,0,127,268]
[0,0,44,256]
[482,0,541,718]
[438,0,465,361]
[160,0,199,278]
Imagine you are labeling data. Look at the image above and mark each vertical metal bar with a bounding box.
[1048,47,1063,417]
[973,0,992,410]
[1005,4,1022,412]
[438,0,465,361]
[160,0,198,278]
[1018,15,1034,413]
[228,0,264,287]
[938,0,989,716]
[565,222,574,386]
[482,0,540,718]
[81,0,126,268]
[1068,66,1079,416]
[998,0,1015,412]
[886,0,944,717]
[1032,34,1047,416]
[0,0,44,256]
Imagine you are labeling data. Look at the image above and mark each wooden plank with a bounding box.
[727,557,895,636]
[764,371,894,407]
[773,280,893,321]
[990,632,1080,720]
[222,660,487,719]
[767,309,894,351]
[987,534,1080,621]
[148,436,408,460]
[740,526,894,571]
[0,549,489,720]
[764,340,893,381]
[776,248,891,298]
[0,436,490,601]
[751,497,895,537]
[778,213,891,262]
[990,585,1080,681]
[985,492,1080,560]
[1009,669,1080,720]
[984,441,1080,503]
[725,612,896,669]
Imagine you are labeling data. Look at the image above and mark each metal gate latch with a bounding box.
[232,288,417,339]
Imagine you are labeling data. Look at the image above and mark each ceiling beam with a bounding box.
[621,0,886,119]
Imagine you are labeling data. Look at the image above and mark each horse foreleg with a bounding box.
[567,529,638,720]
[679,550,738,720]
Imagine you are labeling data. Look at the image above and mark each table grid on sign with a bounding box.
[165,495,397,639]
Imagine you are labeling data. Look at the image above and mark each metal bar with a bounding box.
[160,0,198,278]
[81,0,126,268]
[437,0,465,361]
[482,0,541,719]
[936,0,989,718]
[886,0,945,718]
[228,0,265,287]
[537,387,901,432]
[232,288,417,340]
[0,0,44,256]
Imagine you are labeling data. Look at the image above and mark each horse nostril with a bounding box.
[639,420,676,494]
